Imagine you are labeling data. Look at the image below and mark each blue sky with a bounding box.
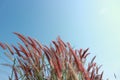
[0,0,120,80]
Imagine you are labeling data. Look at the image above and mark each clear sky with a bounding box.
[0,0,120,80]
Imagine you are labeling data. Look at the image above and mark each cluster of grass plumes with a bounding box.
[0,33,104,80]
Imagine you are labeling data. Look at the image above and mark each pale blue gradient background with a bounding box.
[0,0,120,80]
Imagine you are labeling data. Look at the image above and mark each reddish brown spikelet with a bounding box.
[13,67,18,80]
[12,45,21,57]
[91,56,96,64]
[84,53,90,59]
[96,65,102,74]
[100,71,104,80]
[67,43,91,80]
[52,41,61,54]
[57,36,66,47]
[57,37,67,53]
[14,32,28,43]
[53,61,62,79]
[0,42,6,49]
[90,68,95,80]
[43,48,50,60]
[33,39,42,56]
[18,43,30,57]
[83,71,91,80]
[28,37,37,48]
[43,47,54,68]
[82,48,89,58]
[28,37,42,59]
[79,49,82,59]
[34,39,43,49]
[67,42,84,72]
[5,44,14,55]
[50,44,56,53]
[68,63,79,80]
[43,45,62,78]
[87,63,96,72]
[17,59,25,71]
[54,52,62,72]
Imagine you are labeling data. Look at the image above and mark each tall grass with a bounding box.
[0,33,104,80]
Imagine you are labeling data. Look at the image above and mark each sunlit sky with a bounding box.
[0,0,120,80]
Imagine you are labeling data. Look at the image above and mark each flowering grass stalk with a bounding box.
[0,33,106,80]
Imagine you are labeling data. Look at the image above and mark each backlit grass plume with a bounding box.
[0,33,104,80]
